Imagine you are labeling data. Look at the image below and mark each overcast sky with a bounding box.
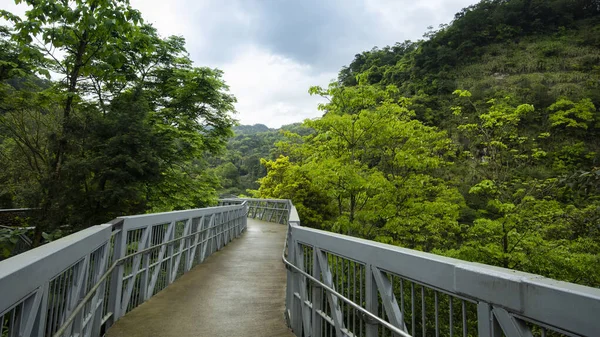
[1,0,476,127]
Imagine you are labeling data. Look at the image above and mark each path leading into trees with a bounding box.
[106,219,294,337]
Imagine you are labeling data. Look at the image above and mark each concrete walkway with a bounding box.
[107,219,294,337]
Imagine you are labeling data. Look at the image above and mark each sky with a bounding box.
[1,0,476,128]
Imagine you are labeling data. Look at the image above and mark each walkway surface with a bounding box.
[106,219,294,337]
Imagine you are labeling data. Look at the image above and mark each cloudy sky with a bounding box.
[2,0,476,127]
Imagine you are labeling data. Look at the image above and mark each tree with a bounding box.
[2,0,145,243]
[448,90,600,285]
[1,2,236,244]
[256,83,464,249]
[253,156,336,227]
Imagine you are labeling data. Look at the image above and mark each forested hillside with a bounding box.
[254,0,600,287]
[0,0,236,252]
[210,123,311,196]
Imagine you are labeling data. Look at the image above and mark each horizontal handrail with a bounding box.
[281,240,411,337]
[52,259,119,337]
[0,208,35,212]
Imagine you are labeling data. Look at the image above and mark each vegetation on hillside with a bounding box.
[253,0,600,287]
[209,123,312,196]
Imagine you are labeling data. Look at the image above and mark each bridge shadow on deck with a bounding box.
[106,219,294,337]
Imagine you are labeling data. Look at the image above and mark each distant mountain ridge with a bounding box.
[232,124,273,135]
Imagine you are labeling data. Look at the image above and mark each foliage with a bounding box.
[255,84,466,251]
[251,156,336,227]
[0,1,236,245]
[209,123,313,196]
[251,0,600,287]
[0,227,29,258]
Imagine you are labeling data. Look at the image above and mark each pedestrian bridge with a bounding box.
[1,199,599,337]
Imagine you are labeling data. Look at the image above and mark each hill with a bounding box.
[211,123,312,196]
[340,0,600,125]
[252,0,600,287]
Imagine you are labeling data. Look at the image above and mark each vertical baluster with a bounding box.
[434,291,439,337]
[9,306,16,336]
[359,264,363,337]
[400,278,404,330]
[59,269,72,328]
[19,302,25,336]
[329,280,333,337]
[52,273,63,334]
[46,278,57,336]
[461,300,467,337]
[339,257,344,330]
[312,246,322,337]
[411,283,415,337]
[449,297,454,337]
[347,259,350,331]
[422,286,426,337]
[352,261,356,335]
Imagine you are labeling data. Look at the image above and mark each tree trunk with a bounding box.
[35,29,90,246]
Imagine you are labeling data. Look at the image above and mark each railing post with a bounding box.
[35,281,50,336]
[89,244,110,337]
[311,246,322,337]
[243,204,248,231]
[140,229,151,302]
[285,226,294,329]
[477,302,503,337]
[21,286,44,337]
[288,236,302,333]
[107,225,126,326]
[365,264,378,337]
[166,222,175,285]
[295,242,312,335]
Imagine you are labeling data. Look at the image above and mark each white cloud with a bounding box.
[364,0,476,43]
[221,45,334,128]
[129,0,334,128]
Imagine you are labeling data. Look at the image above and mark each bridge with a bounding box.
[1,198,599,337]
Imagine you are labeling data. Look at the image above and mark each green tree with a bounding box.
[257,83,464,250]
[448,90,600,285]
[1,2,236,243]
[253,156,336,227]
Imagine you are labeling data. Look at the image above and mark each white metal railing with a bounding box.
[3,197,599,337]
[0,203,248,337]
[219,198,291,224]
[234,198,600,337]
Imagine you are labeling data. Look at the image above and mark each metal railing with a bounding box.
[219,198,291,224]
[231,198,600,337]
[3,197,600,337]
[0,203,248,337]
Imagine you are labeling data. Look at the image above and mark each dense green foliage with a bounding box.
[0,0,236,249]
[254,0,600,287]
[210,123,312,196]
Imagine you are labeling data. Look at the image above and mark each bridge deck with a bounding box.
[106,219,294,337]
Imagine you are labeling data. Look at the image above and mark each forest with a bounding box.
[250,0,600,288]
[0,0,237,251]
[1,0,599,289]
